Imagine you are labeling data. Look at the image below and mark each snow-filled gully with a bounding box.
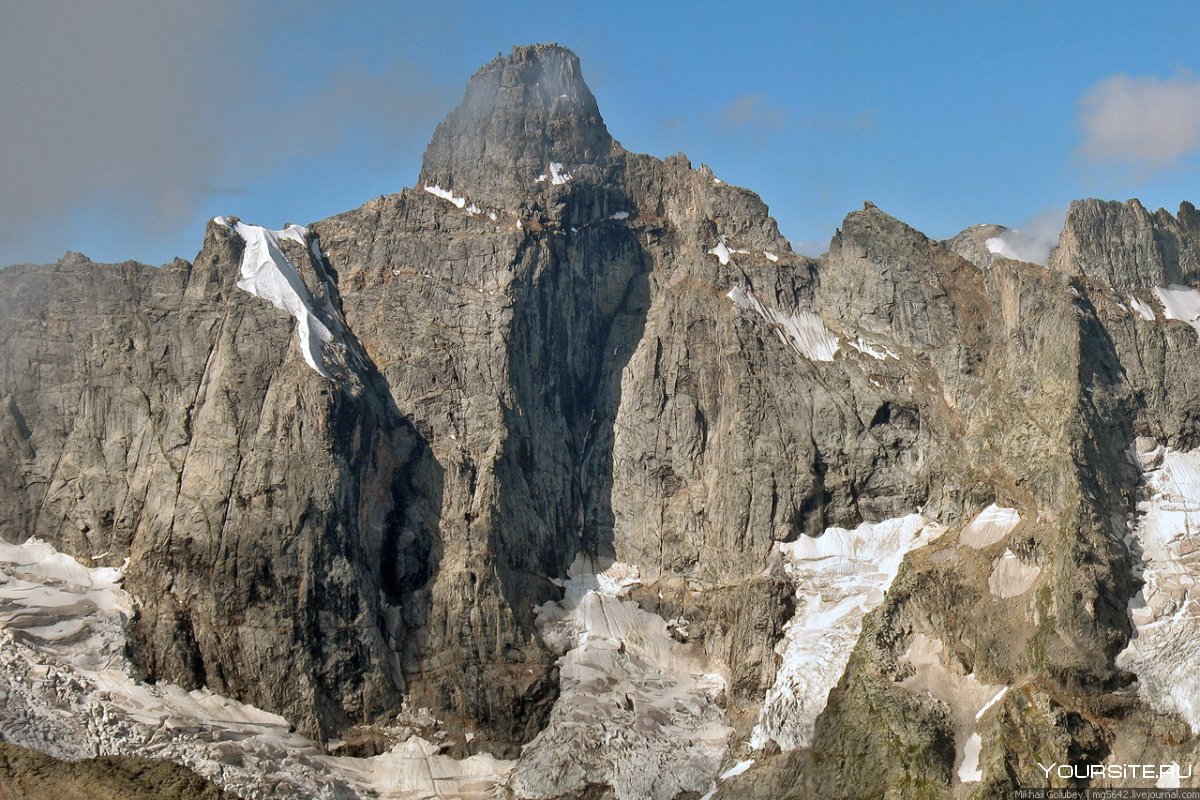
[214,218,340,378]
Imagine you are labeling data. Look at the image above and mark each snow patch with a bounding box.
[726,286,840,362]
[707,238,732,265]
[423,184,467,209]
[512,554,730,800]
[899,635,1007,784]
[212,216,231,228]
[232,221,335,378]
[1158,765,1183,789]
[958,504,1020,549]
[763,251,779,262]
[976,687,1008,721]
[847,336,898,361]
[959,733,984,782]
[987,550,1041,598]
[534,161,571,185]
[276,223,307,246]
[727,287,753,311]
[610,211,630,220]
[988,546,1036,597]
[1129,294,1157,321]
[1153,284,1200,336]
[549,162,571,185]
[1117,444,1200,734]
[719,759,754,780]
[751,515,945,751]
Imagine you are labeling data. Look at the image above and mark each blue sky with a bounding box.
[4,0,1200,266]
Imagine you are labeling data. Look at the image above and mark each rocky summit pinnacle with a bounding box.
[419,43,613,207]
[1048,197,1200,288]
[3,42,1200,800]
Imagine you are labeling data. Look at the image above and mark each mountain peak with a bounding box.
[1047,197,1200,287]
[419,43,614,206]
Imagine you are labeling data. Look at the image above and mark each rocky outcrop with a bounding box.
[0,233,442,740]
[419,43,614,209]
[1048,198,1200,288]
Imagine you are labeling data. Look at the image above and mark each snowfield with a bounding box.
[751,514,945,751]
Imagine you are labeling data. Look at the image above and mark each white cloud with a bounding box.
[984,206,1065,265]
[1078,73,1200,169]
[0,3,452,265]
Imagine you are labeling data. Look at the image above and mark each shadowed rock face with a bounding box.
[3,44,1200,799]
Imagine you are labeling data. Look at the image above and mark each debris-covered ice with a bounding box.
[1117,444,1200,734]
[0,537,513,799]
[511,554,730,800]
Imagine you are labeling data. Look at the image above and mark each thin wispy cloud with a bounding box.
[229,58,454,170]
[790,237,833,258]
[0,3,452,264]
[799,110,878,136]
[719,94,788,134]
[1077,72,1200,172]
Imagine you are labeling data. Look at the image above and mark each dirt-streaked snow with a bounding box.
[750,515,945,751]
[727,286,840,362]
[1117,444,1200,734]
[512,554,731,800]
[230,220,336,378]
[958,504,1020,549]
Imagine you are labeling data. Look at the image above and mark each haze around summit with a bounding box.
[4,0,1200,266]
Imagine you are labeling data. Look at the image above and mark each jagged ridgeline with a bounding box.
[1,43,1199,800]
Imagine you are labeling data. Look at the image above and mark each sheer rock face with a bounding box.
[1,43,1200,798]
[1048,197,1200,287]
[0,234,441,739]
